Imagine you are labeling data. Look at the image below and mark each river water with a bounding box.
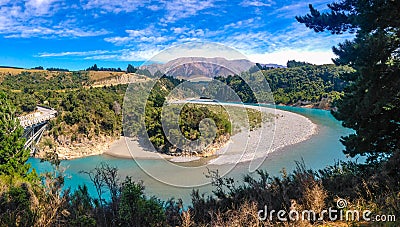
[28,105,356,205]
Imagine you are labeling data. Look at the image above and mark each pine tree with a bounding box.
[126,64,137,73]
[0,92,31,177]
[297,1,400,161]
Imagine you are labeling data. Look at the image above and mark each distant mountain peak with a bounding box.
[140,57,256,80]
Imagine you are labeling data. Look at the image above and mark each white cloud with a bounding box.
[247,49,336,65]
[38,47,163,62]
[25,0,59,15]
[272,0,330,18]
[38,50,112,57]
[0,0,110,38]
[240,0,274,7]
[171,26,189,34]
[223,18,258,30]
[3,26,108,38]
[160,0,215,24]
[81,20,352,64]
[26,0,353,66]
[81,0,148,13]
[84,54,120,60]
[119,48,162,61]
[148,42,248,63]
[218,22,354,57]
[104,26,169,46]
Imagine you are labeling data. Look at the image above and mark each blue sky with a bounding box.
[0,0,353,70]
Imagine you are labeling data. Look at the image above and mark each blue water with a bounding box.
[28,106,357,205]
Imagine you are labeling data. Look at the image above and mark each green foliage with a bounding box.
[1,71,90,91]
[0,92,31,178]
[86,64,123,72]
[143,77,232,153]
[287,60,313,68]
[1,71,127,146]
[214,75,257,103]
[78,163,169,226]
[68,185,96,226]
[264,64,351,104]
[119,177,165,227]
[297,0,400,160]
[215,65,351,106]
[56,86,125,139]
[46,67,69,72]
[0,183,37,226]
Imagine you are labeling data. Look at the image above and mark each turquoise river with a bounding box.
[28,105,359,205]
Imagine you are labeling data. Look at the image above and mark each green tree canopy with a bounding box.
[286,60,313,68]
[297,1,400,161]
[0,92,31,177]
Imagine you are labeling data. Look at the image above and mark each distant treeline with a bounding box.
[27,63,139,73]
[85,64,137,73]
[46,67,69,72]
[30,66,69,71]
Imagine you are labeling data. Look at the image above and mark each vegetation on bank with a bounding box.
[0,71,125,150]
[123,76,265,155]
[0,71,263,156]
[215,63,353,108]
[264,64,352,106]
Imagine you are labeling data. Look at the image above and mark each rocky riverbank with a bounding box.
[104,104,317,164]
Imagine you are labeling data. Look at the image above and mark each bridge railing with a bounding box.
[18,107,57,128]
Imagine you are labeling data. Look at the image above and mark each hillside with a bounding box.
[213,64,353,109]
[87,70,126,81]
[0,67,135,84]
[91,73,151,87]
[0,67,48,75]
[0,67,73,83]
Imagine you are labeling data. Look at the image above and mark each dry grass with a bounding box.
[181,209,194,227]
[0,67,46,75]
[0,67,73,83]
[209,201,263,227]
[87,70,125,81]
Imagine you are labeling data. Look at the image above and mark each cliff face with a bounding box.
[37,134,117,160]
[92,73,150,86]
[140,57,255,79]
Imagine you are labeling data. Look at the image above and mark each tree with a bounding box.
[297,1,400,161]
[126,64,137,73]
[32,66,44,70]
[118,177,165,226]
[287,60,313,68]
[92,64,98,71]
[0,92,31,177]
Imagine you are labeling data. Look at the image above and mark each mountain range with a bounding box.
[140,57,284,80]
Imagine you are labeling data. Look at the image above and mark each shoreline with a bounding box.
[104,103,317,164]
[206,103,317,165]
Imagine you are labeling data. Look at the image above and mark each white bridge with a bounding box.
[18,106,57,155]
